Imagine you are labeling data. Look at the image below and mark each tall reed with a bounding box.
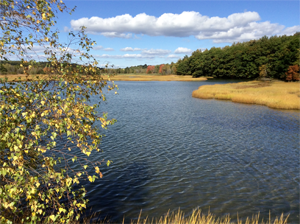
[75,209,289,224]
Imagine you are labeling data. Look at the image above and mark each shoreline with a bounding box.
[0,74,208,82]
[192,80,300,110]
[105,74,208,81]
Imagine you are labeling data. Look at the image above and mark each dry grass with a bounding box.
[103,74,208,82]
[0,74,207,82]
[192,80,300,110]
[0,74,50,82]
[76,209,289,224]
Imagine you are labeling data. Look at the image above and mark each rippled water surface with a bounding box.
[70,81,299,222]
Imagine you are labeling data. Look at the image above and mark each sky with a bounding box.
[54,0,299,68]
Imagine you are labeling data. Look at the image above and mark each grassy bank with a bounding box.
[192,80,300,110]
[0,74,207,82]
[78,209,289,224]
[103,74,208,81]
[0,74,49,82]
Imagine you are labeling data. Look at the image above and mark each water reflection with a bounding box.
[62,80,299,223]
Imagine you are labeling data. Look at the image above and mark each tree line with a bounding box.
[108,63,177,75]
[0,61,178,76]
[175,33,300,80]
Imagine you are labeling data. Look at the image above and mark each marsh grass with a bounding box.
[104,74,208,81]
[192,80,300,110]
[0,74,208,82]
[74,209,289,224]
[0,74,50,82]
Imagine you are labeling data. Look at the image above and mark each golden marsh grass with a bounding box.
[0,74,207,82]
[104,74,208,81]
[192,81,300,110]
[78,209,289,224]
[0,74,50,82]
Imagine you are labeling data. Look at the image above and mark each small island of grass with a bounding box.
[192,80,300,110]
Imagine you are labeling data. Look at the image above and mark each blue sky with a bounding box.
[55,0,299,68]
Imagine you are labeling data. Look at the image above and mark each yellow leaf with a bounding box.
[49,215,55,221]
[59,208,65,213]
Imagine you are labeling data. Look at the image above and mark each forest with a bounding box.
[175,33,300,80]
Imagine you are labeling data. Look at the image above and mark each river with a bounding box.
[64,80,299,223]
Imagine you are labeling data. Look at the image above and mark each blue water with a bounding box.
[62,80,299,222]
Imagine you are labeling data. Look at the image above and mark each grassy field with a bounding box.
[192,80,300,110]
[0,74,207,82]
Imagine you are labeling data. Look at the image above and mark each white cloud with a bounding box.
[104,48,114,51]
[167,54,180,58]
[141,49,171,55]
[93,46,103,50]
[5,44,86,62]
[95,54,154,59]
[64,26,71,32]
[120,47,143,51]
[174,47,193,54]
[70,11,298,43]
[93,46,114,51]
[99,32,132,39]
[195,21,285,43]
[94,47,172,60]
[280,25,300,36]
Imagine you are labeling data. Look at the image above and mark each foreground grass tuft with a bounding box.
[76,209,289,224]
[192,80,300,110]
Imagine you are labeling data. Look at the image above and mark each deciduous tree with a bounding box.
[146,65,155,74]
[158,64,165,74]
[285,65,299,81]
[0,0,116,223]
